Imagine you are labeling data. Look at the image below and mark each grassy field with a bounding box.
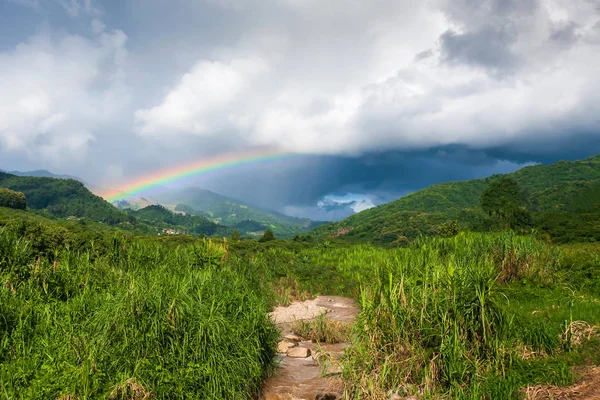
[0,230,278,399]
[234,233,600,398]
[1,221,599,398]
[271,233,600,399]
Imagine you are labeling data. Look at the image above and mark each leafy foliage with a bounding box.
[258,229,275,242]
[0,187,26,210]
[230,230,242,241]
[438,219,460,237]
[0,172,128,224]
[481,176,532,229]
[131,204,228,236]
[314,153,600,243]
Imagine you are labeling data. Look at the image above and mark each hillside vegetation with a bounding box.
[130,204,229,236]
[2,172,324,239]
[0,172,129,224]
[0,187,26,210]
[0,173,235,238]
[153,187,323,238]
[314,154,600,244]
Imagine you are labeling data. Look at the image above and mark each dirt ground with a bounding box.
[525,366,600,400]
[263,296,359,400]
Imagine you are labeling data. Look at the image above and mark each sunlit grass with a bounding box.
[292,314,351,344]
[2,224,599,399]
[0,229,279,399]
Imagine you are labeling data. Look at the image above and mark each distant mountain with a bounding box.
[5,169,82,181]
[152,187,325,238]
[313,154,600,244]
[112,196,159,211]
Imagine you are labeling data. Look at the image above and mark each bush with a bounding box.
[0,187,26,210]
[438,220,460,237]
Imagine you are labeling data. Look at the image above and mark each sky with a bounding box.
[1,0,599,220]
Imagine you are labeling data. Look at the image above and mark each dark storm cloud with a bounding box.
[440,27,519,74]
[438,0,539,75]
[549,21,580,47]
[200,140,600,219]
[196,146,535,212]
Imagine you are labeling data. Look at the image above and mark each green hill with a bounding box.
[130,205,229,236]
[150,187,324,238]
[313,154,600,244]
[0,172,235,238]
[0,172,129,224]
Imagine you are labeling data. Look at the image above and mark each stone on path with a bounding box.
[287,347,311,358]
[269,299,328,324]
[262,296,358,399]
[284,334,303,342]
[277,340,297,353]
[315,393,340,400]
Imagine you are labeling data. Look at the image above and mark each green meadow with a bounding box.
[1,222,599,399]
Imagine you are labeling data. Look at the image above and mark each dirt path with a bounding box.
[262,296,359,400]
[525,366,600,400]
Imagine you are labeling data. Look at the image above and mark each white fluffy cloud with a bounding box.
[135,0,600,154]
[0,28,129,164]
[3,0,600,185]
[135,57,269,136]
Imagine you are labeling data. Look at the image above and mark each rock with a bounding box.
[315,393,339,400]
[287,347,311,358]
[284,333,303,342]
[277,340,297,353]
[324,362,342,375]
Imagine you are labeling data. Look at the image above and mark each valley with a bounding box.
[3,1,599,397]
[1,155,600,399]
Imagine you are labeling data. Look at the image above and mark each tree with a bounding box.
[0,187,27,210]
[230,230,241,242]
[439,220,460,237]
[258,229,275,242]
[481,177,532,229]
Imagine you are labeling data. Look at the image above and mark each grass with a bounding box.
[276,232,600,399]
[291,314,352,344]
[0,229,279,399]
[2,218,600,399]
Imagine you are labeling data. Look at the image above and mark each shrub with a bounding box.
[0,187,26,210]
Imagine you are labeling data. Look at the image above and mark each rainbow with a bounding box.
[102,148,296,202]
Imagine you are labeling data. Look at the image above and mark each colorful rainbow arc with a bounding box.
[102,149,294,202]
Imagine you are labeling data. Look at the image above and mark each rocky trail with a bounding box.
[262,296,359,400]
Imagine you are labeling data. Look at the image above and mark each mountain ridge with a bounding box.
[149,187,326,237]
[313,154,600,244]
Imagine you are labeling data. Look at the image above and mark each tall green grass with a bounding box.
[2,224,599,399]
[293,232,600,399]
[0,229,278,399]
